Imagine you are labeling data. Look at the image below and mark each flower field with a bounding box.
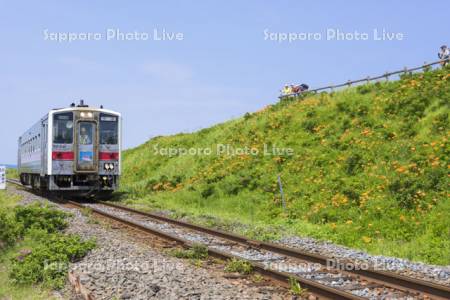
[120,66,449,265]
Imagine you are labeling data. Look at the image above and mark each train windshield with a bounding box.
[100,114,118,144]
[53,112,73,144]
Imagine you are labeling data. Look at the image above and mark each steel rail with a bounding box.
[68,200,364,300]
[7,178,450,298]
[6,178,365,299]
[99,201,450,299]
[7,178,449,298]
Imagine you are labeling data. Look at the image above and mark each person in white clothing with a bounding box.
[438,45,449,66]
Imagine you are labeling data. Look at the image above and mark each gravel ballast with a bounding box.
[7,183,450,299]
[277,236,450,286]
[7,185,289,300]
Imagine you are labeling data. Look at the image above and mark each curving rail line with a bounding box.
[6,178,450,300]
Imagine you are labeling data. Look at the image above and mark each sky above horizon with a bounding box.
[0,0,449,164]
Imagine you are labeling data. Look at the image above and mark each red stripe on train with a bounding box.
[52,151,74,160]
[99,152,119,160]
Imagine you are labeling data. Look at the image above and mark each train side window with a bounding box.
[53,113,73,144]
[100,114,118,144]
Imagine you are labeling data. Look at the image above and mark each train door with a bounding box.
[41,120,47,176]
[75,121,98,172]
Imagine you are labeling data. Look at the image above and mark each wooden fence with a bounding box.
[279,58,449,99]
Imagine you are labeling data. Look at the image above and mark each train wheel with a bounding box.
[20,174,27,185]
[31,175,42,191]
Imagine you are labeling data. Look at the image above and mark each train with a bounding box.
[17,100,121,198]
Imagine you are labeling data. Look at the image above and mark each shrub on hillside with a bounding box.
[0,209,23,250]
[201,185,215,198]
[302,119,318,133]
[14,204,69,234]
[356,84,372,95]
[10,232,95,288]
[432,112,448,133]
[344,153,364,176]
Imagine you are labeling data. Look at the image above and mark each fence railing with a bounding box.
[279,58,449,99]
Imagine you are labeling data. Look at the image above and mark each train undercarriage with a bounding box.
[19,173,118,198]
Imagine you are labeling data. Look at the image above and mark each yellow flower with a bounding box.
[362,236,372,243]
[368,223,373,228]
[346,220,353,225]
[399,215,406,222]
[330,223,337,229]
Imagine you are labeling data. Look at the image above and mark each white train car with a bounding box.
[17,101,121,197]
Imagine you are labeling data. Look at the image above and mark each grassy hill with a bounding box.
[120,66,450,265]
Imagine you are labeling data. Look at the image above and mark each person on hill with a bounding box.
[281,84,293,96]
[292,83,309,94]
[291,85,301,94]
[300,83,309,92]
[438,45,449,66]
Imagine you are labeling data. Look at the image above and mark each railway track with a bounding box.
[6,178,450,300]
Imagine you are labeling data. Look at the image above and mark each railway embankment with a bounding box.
[120,65,450,266]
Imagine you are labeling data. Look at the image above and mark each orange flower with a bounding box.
[395,165,407,173]
[361,128,372,136]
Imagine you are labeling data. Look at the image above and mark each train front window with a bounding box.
[100,114,118,144]
[53,113,73,144]
[79,123,93,145]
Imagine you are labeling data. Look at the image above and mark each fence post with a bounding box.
[277,175,286,211]
[384,72,389,81]
[366,76,370,84]
[347,80,352,87]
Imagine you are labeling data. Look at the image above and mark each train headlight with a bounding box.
[80,112,93,118]
[104,163,115,171]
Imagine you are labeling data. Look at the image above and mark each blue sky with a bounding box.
[0,0,448,164]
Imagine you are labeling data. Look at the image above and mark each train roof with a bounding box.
[50,107,121,116]
[50,101,120,117]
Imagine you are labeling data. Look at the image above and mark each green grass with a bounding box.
[0,190,22,209]
[0,191,53,299]
[0,191,94,296]
[168,243,208,260]
[224,258,253,275]
[120,66,450,265]
[288,277,307,296]
[6,168,18,179]
[0,244,56,300]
